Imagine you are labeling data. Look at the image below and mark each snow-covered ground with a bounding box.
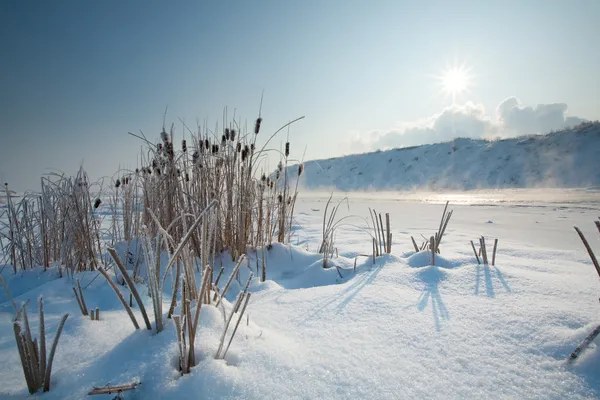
[287,122,600,190]
[1,189,600,399]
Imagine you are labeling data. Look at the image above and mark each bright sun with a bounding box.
[437,63,472,103]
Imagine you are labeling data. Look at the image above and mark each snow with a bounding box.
[286,122,600,191]
[1,190,600,399]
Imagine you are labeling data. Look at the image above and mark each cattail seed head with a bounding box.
[285,142,290,157]
[160,130,170,144]
[261,173,266,182]
[182,140,187,153]
[230,129,236,141]
[298,163,304,176]
[185,172,189,182]
[93,198,102,209]
[157,143,163,154]
[254,117,262,134]
[221,134,226,145]
[250,143,255,152]
[192,150,199,164]
[277,161,283,171]
[236,142,242,152]
[241,149,247,161]
[277,194,283,203]
[115,179,121,188]
[225,128,230,141]
[204,139,210,150]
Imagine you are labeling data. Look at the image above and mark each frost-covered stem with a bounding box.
[108,248,152,330]
[38,298,46,385]
[184,296,194,368]
[98,266,139,329]
[215,291,246,359]
[368,208,379,257]
[173,315,185,373]
[385,213,391,253]
[574,227,600,278]
[0,275,20,318]
[568,324,600,363]
[411,236,419,253]
[76,279,88,315]
[471,241,481,264]
[212,267,225,301]
[13,323,35,393]
[161,199,218,282]
[480,237,489,265]
[378,212,386,254]
[234,273,253,313]
[43,313,68,392]
[4,183,17,273]
[72,287,86,316]
[13,321,35,393]
[216,255,245,307]
[21,306,39,384]
[222,292,251,360]
[191,267,212,340]
[167,257,182,319]
[492,238,498,266]
[372,238,376,264]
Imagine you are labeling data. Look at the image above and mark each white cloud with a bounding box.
[348,98,585,152]
[496,97,586,135]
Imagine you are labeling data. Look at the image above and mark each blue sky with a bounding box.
[1,0,599,191]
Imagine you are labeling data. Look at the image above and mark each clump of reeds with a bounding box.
[369,208,392,256]
[410,201,453,254]
[12,298,68,393]
[1,168,104,276]
[318,194,349,268]
[470,236,499,265]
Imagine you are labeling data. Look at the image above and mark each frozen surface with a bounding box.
[1,190,600,399]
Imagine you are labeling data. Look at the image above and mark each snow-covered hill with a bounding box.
[288,122,600,191]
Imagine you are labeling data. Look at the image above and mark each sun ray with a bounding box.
[435,62,473,104]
